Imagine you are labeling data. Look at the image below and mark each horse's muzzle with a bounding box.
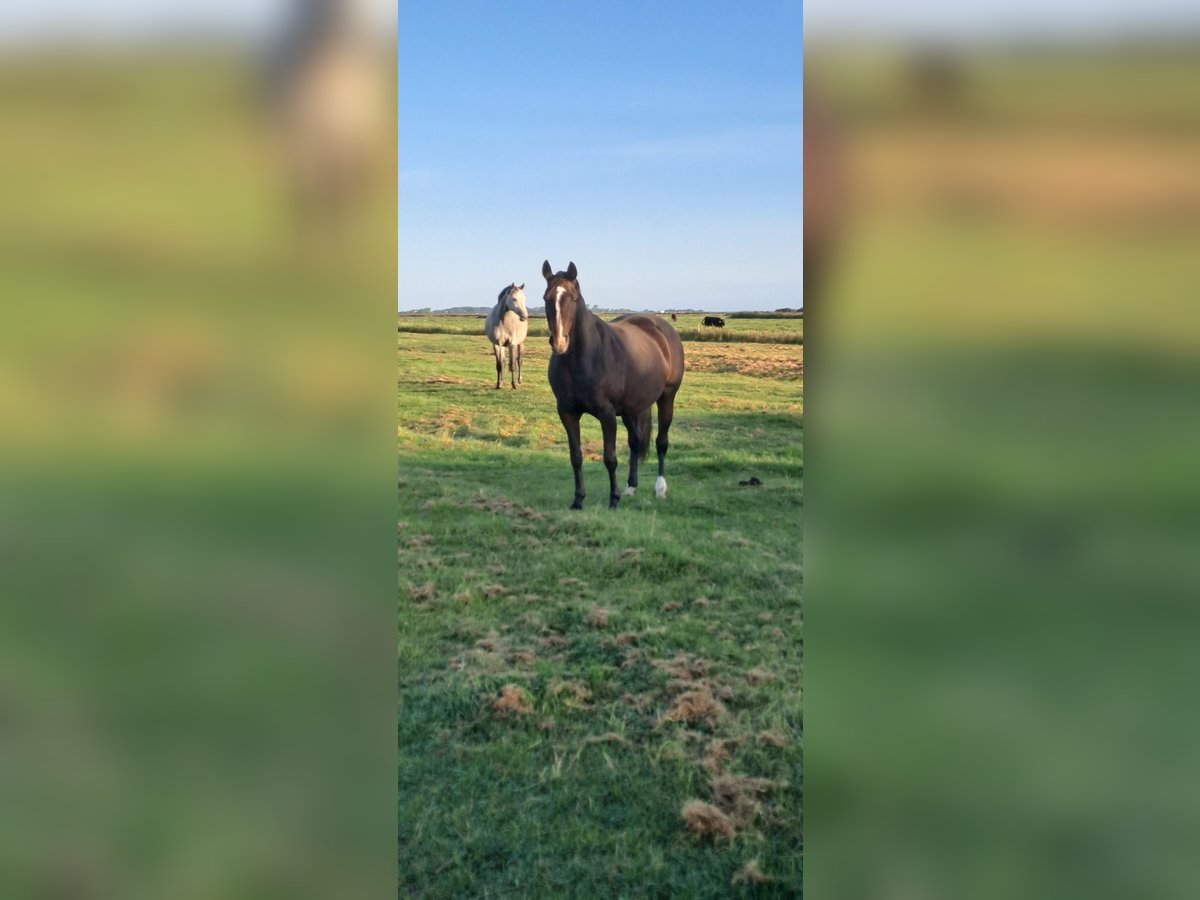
[550,336,569,355]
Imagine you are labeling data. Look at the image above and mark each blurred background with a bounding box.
[807,2,1200,898]
[0,2,396,896]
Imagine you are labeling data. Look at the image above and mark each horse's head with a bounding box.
[542,260,580,355]
[498,283,528,322]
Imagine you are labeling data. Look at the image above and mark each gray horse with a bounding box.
[484,283,529,389]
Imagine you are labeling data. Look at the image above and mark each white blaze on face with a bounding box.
[551,285,568,353]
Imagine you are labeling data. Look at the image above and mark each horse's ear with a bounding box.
[567,261,578,281]
[542,260,553,281]
[518,283,525,291]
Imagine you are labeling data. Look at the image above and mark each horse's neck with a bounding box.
[568,299,604,360]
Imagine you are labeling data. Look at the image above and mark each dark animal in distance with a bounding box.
[739,477,762,487]
[702,316,725,328]
[543,260,685,509]
[671,313,677,322]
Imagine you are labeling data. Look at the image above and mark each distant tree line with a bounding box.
[727,309,804,319]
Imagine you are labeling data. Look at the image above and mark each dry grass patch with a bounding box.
[661,687,726,727]
[491,684,534,717]
[474,632,503,652]
[586,605,611,628]
[710,773,777,829]
[681,800,736,840]
[686,343,804,381]
[431,406,473,437]
[549,680,594,709]
[654,654,714,687]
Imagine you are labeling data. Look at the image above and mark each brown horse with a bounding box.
[542,260,685,510]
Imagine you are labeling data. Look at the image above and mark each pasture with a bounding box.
[399,313,804,345]
[398,317,803,897]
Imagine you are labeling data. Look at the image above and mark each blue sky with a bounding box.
[398,1,804,312]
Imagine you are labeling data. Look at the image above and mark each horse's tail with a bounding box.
[636,408,652,462]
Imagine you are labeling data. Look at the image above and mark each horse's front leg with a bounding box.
[516,343,523,385]
[621,412,641,497]
[493,344,503,389]
[508,345,516,388]
[559,409,585,510]
[599,411,620,508]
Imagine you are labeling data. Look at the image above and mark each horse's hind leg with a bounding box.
[493,344,503,389]
[516,343,523,385]
[654,393,676,498]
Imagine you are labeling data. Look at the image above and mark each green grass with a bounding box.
[398,331,803,898]
[398,314,804,345]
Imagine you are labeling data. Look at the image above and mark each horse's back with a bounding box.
[610,314,684,389]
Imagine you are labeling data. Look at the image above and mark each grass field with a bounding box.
[398,319,803,897]
[399,314,804,345]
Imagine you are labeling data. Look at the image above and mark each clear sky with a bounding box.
[398,1,804,312]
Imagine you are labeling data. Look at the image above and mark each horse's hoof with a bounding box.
[655,476,667,498]
[570,499,584,510]
[609,497,620,509]
[622,485,637,497]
